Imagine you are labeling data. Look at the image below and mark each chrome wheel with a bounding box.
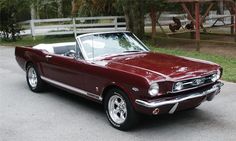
[27,67,38,88]
[108,94,127,124]
[105,88,139,130]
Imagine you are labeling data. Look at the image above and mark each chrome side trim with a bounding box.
[135,82,223,108]
[41,76,102,101]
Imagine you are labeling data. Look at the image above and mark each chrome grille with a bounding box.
[172,74,215,92]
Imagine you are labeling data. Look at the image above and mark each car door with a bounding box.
[40,51,86,92]
[41,51,104,100]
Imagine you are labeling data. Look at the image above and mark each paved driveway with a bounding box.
[0,46,236,141]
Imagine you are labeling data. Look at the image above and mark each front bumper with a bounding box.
[135,82,224,115]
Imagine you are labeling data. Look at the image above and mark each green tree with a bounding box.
[74,0,118,17]
[30,0,69,19]
[0,0,29,41]
[116,0,145,39]
[72,0,147,38]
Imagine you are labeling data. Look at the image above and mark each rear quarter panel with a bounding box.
[15,46,45,75]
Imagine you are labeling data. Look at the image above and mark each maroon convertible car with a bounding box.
[15,31,223,130]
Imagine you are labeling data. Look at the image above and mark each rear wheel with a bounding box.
[104,88,138,130]
[26,64,45,92]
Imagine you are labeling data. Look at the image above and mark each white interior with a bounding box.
[33,42,76,54]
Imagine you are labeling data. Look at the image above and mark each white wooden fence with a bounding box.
[19,16,126,37]
[18,11,234,37]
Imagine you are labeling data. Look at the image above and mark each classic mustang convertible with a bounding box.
[15,31,223,130]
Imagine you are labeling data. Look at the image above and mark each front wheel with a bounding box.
[104,88,138,130]
[26,64,45,92]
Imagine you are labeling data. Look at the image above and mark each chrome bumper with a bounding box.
[135,82,224,113]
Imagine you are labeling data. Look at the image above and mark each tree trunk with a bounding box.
[149,7,157,40]
[122,0,145,39]
[71,0,79,17]
[36,0,40,19]
[57,0,63,18]
[218,1,224,14]
[190,3,195,39]
[31,1,40,19]
[226,1,235,34]
[30,3,36,20]
[123,2,133,31]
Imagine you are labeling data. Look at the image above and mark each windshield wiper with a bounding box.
[123,50,142,53]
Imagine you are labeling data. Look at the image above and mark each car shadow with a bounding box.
[134,109,204,129]
[44,85,219,132]
[132,107,224,132]
[45,85,104,113]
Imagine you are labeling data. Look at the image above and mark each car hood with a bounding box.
[98,52,220,81]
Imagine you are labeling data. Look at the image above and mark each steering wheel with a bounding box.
[64,50,76,57]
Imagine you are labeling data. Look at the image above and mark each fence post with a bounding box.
[30,20,35,40]
[73,17,77,38]
[114,17,118,30]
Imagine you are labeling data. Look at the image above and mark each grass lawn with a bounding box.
[1,35,235,82]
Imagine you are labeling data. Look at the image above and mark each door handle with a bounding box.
[45,55,52,59]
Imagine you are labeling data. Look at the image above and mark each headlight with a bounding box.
[174,82,183,91]
[148,83,159,97]
[211,69,221,82]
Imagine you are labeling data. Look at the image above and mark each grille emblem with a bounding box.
[192,79,204,86]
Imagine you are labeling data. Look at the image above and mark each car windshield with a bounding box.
[79,32,149,60]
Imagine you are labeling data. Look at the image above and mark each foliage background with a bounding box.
[0,0,181,40]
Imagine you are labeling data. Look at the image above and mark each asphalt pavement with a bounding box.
[1,46,236,141]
